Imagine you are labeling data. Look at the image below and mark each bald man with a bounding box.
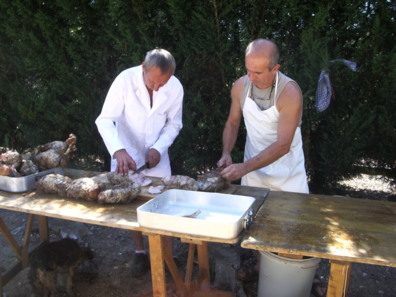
[218,38,308,193]
[217,39,310,282]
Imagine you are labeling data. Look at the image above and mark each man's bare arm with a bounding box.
[221,81,302,181]
[217,77,244,168]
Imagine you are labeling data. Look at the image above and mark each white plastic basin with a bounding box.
[137,189,255,239]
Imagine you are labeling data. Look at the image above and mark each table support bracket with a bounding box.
[147,234,213,297]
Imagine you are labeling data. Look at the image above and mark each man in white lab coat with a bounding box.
[96,48,184,276]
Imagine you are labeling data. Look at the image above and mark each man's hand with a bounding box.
[113,149,136,176]
[146,148,161,169]
[217,154,233,169]
[220,163,248,182]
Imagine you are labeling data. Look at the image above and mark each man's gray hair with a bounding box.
[143,48,176,75]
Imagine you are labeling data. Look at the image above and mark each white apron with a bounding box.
[241,73,309,193]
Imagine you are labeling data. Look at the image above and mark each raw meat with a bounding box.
[196,176,229,192]
[0,163,21,177]
[66,177,106,201]
[34,149,64,171]
[106,172,130,184]
[0,134,77,177]
[162,175,198,191]
[19,159,39,176]
[36,174,72,196]
[36,172,141,204]
[34,134,77,170]
[35,141,68,154]
[98,183,141,204]
[196,170,230,192]
[160,170,229,193]
[0,150,22,167]
[107,171,152,187]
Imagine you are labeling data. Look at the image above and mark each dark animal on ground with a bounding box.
[28,238,93,297]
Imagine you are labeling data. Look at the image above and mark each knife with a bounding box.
[135,162,149,174]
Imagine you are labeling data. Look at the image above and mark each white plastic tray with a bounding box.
[137,189,255,239]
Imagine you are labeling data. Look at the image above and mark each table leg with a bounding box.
[185,243,196,288]
[326,260,352,297]
[21,214,35,267]
[163,241,187,296]
[148,234,167,297]
[197,241,210,289]
[37,215,49,241]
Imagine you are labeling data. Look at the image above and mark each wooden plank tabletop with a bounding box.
[0,173,270,241]
[241,191,396,267]
[0,190,144,230]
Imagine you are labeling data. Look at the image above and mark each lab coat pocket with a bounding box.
[147,113,167,142]
[154,112,167,126]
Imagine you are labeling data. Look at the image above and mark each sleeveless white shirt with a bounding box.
[241,72,309,193]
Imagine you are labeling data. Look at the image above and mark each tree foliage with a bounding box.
[0,0,394,191]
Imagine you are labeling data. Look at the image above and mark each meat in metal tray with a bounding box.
[137,189,255,239]
[0,167,64,192]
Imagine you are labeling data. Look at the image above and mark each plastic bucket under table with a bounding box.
[258,251,320,297]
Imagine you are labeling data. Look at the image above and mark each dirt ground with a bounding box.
[1,174,395,297]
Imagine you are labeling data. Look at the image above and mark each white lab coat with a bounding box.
[95,65,184,178]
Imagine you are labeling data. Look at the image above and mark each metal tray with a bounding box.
[0,167,64,192]
[137,189,255,239]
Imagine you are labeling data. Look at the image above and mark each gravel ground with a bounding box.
[1,174,395,297]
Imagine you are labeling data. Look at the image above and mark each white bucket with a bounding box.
[258,251,320,297]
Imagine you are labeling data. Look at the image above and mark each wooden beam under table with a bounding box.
[148,234,167,297]
[326,260,352,297]
[147,233,213,297]
[0,214,48,296]
[163,239,188,296]
[37,215,49,241]
[0,217,22,259]
[185,243,196,289]
[197,241,210,289]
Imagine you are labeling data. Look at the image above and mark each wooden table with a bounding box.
[0,178,269,297]
[241,191,396,297]
[0,190,145,296]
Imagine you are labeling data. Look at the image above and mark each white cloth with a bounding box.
[241,74,309,193]
[95,65,183,177]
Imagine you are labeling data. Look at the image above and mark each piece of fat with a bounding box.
[148,185,165,194]
[129,172,152,187]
